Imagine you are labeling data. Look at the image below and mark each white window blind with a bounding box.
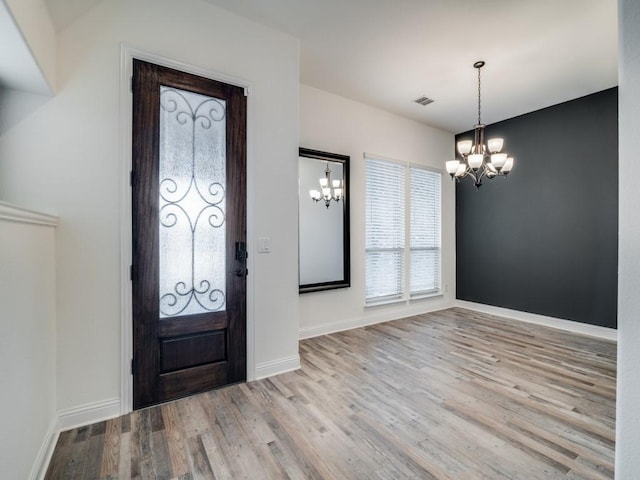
[410,166,441,296]
[365,156,441,304]
[365,158,405,302]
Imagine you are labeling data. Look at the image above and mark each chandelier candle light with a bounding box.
[446,61,514,189]
[309,162,343,208]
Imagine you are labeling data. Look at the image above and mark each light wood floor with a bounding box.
[45,308,616,479]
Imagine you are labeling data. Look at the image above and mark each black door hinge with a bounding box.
[131,358,135,375]
[130,170,134,187]
[129,265,133,281]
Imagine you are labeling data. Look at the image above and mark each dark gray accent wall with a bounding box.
[455,88,618,329]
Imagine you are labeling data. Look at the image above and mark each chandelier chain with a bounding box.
[477,65,482,125]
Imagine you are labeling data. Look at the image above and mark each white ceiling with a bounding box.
[0,0,52,94]
[44,0,618,133]
[44,0,101,33]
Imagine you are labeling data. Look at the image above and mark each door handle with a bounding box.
[235,242,248,277]
[235,241,248,262]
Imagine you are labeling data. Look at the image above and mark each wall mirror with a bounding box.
[299,147,350,293]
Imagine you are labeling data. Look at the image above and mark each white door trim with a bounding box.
[119,44,256,414]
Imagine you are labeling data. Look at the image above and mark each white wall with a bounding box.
[0,87,49,139]
[0,205,57,479]
[616,0,640,475]
[0,0,300,413]
[299,85,455,338]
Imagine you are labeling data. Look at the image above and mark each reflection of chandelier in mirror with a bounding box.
[309,162,343,208]
[446,61,514,189]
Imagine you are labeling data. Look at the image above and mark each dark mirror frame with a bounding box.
[298,147,351,293]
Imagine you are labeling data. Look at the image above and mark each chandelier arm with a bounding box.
[469,167,485,188]
[464,167,478,184]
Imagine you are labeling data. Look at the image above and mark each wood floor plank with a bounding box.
[81,434,104,480]
[128,412,144,479]
[44,308,616,479]
[99,417,121,478]
[221,389,291,477]
[161,402,190,478]
[186,435,214,479]
[118,431,131,480]
[150,430,173,479]
[204,390,269,480]
[200,430,235,479]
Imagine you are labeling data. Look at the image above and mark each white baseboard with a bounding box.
[58,397,121,431]
[455,300,617,341]
[29,416,60,480]
[254,354,301,380]
[299,315,391,340]
[299,302,454,340]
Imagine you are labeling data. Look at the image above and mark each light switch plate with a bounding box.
[257,236,271,253]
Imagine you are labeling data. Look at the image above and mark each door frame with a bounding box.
[118,45,256,414]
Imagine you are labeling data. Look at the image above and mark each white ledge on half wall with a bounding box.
[455,300,617,342]
[0,200,58,227]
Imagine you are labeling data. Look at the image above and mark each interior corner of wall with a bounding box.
[28,414,60,480]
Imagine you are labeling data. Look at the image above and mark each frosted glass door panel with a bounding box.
[159,86,227,318]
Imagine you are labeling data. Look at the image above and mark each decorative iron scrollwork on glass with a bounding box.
[158,86,227,318]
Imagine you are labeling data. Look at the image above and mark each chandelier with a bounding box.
[309,162,343,208]
[446,61,514,189]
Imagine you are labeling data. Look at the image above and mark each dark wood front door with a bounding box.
[132,59,247,409]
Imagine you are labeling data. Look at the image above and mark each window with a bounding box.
[409,166,441,296]
[365,158,405,302]
[365,155,441,304]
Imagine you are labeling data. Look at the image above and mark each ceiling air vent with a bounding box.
[413,96,434,106]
